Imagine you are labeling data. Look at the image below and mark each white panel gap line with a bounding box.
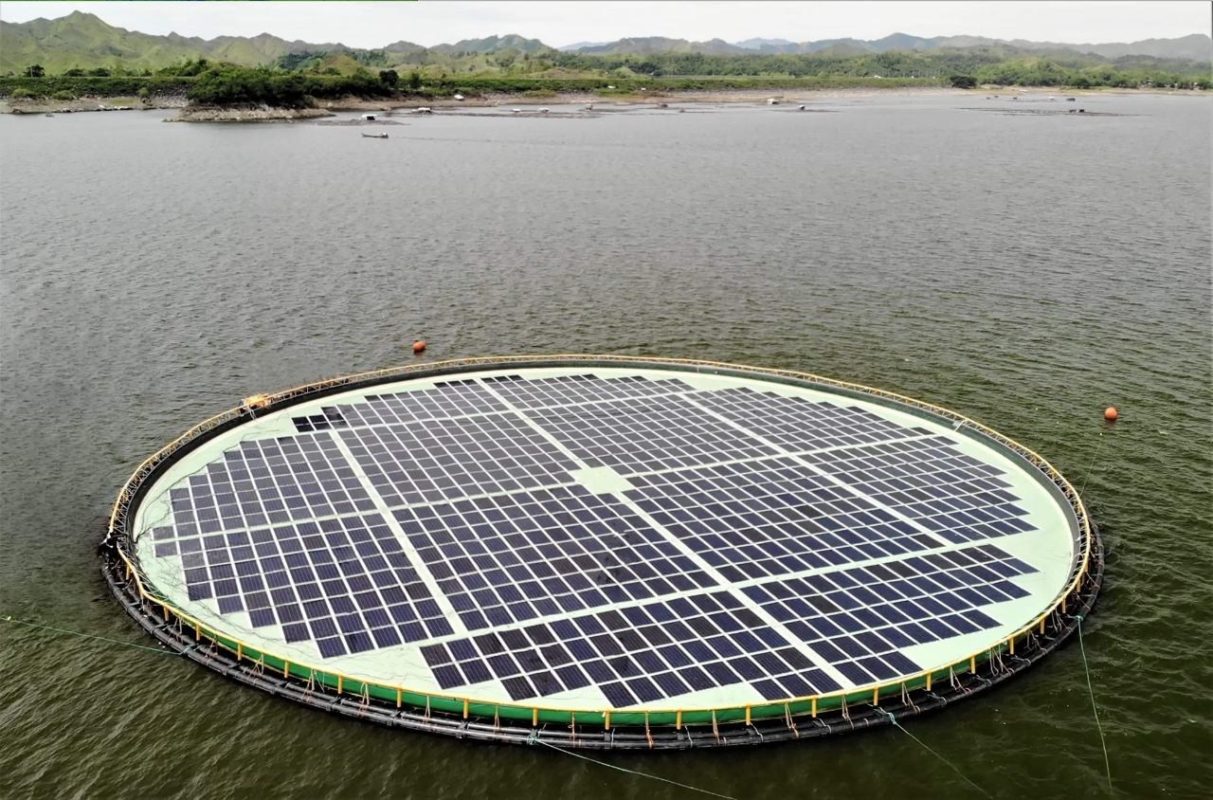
[324,429,470,637]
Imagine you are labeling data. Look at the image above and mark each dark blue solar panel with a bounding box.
[341,413,578,506]
[626,457,935,581]
[742,542,1035,679]
[295,380,508,433]
[395,484,715,630]
[688,387,926,452]
[163,512,451,656]
[146,369,1058,706]
[482,373,693,409]
[525,395,777,475]
[802,437,1037,544]
[428,590,842,705]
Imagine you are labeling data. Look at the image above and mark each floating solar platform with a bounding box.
[101,356,1101,749]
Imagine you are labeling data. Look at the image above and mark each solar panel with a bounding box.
[525,395,777,474]
[165,433,377,536]
[421,590,843,701]
[625,457,939,581]
[802,437,1036,544]
[339,413,579,506]
[688,387,927,452]
[138,365,1066,711]
[293,379,507,433]
[156,511,450,657]
[394,484,716,630]
[483,373,693,409]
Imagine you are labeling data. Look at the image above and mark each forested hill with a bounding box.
[2,10,1209,74]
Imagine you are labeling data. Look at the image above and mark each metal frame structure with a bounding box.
[100,355,1103,749]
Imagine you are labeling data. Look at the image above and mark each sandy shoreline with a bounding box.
[3,85,1205,119]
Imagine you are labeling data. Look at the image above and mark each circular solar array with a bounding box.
[119,360,1083,719]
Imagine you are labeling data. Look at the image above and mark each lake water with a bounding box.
[1,92,1209,799]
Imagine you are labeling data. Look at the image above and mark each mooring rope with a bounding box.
[1077,617,1113,794]
[0,614,180,656]
[874,709,994,799]
[529,736,740,800]
[1078,430,1109,498]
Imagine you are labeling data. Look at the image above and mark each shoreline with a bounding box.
[3,85,1205,119]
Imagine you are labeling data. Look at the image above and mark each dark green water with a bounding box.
[1,93,1210,799]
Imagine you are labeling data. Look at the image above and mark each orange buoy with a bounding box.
[1104,406,1119,422]
[412,339,427,354]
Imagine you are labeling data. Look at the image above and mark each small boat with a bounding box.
[453,93,465,101]
[414,107,433,114]
[362,132,389,139]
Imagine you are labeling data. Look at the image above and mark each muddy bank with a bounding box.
[167,106,336,123]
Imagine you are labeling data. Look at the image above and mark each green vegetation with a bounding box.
[1,45,1207,105]
[542,49,1209,89]
[185,65,391,107]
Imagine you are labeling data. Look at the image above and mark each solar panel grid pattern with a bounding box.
[394,484,717,631]
[152,511,452,658]
[421,590,843,704]
[162,434,376,536]
[803,437,1037,545]
[626,458,940,582]
[293,379,506,433]
[688,387,930,452]
[743,543,1036,686]
[144,370,1052,709]
[483,373,693,409]
[525,394,778,474]
[340,413,579,506]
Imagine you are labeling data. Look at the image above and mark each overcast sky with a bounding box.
[2,1,1208,49]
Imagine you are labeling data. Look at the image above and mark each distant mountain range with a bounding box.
[562,32,1213,61]
[1,11,1209,74]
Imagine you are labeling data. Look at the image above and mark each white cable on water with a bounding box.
[531,738,740,800]
[876,711,995,799]
[1078,429,1109,498]
[1,615,180,656]
[1077,618,1113,795]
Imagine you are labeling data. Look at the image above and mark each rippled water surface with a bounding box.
[1,93,1210,799]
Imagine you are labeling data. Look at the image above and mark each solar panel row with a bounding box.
[394,484,717,630]
[688,387,930,452]
[340,413,578,506]
[421,590,842,704]
[627,457,944,582]
[166,434,375,535]
[155,512,451,658]
[483,373,693,409]
[146,371,1047,707]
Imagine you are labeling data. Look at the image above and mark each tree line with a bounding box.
[3,50,1208,104]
